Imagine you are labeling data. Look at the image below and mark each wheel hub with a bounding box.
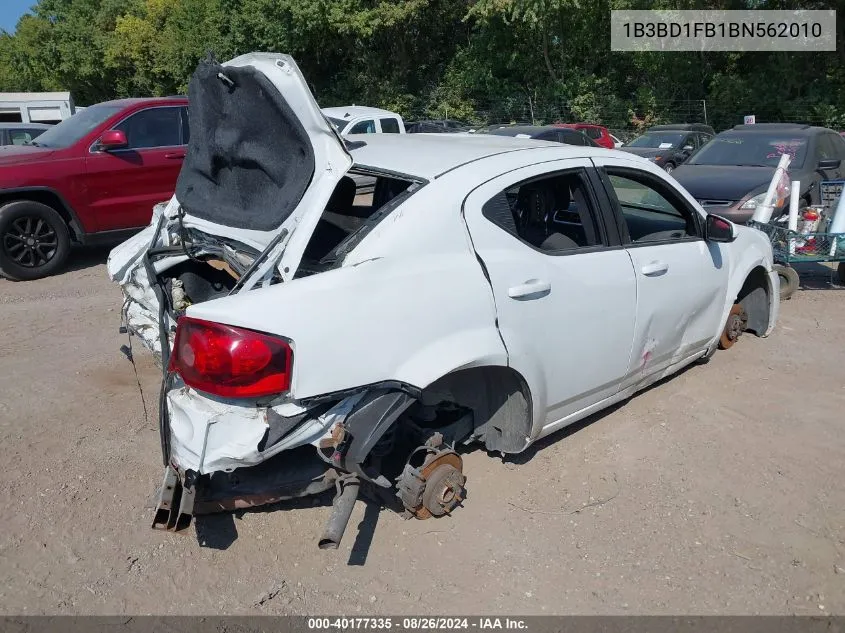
[422,463,465,517]
[396,447,466,520]
[719,304,748,349]
[725,313,743,341]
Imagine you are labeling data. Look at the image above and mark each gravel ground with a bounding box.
[1,249,843,615]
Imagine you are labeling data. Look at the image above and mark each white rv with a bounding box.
[0,92,76,124]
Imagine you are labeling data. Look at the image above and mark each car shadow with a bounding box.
[191,362,708,557]
[64,244,116,274]
[193,488,386,564]
[500,361,701,466]
[792,261,844,291]
[194,492,334,551]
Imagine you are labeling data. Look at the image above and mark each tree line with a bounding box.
[1,0,844,132]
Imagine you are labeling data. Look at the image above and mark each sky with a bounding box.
[1,0,34,33]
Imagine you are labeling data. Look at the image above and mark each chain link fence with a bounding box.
[409,97,845,139]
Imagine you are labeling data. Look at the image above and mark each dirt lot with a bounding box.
[1,248,843,615]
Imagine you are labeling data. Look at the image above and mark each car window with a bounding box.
[688,133,808,168]
[534,131,558,142]
[482,169,603,253]
[830,133,845,159]
[605,169,699,243]
[180,107,190,144]
[115,107,182,149]
[816,133,836,159]
[30,103,122,149]
[561,131,586,146]
[379,118,400,134]
[9,129,35,145]
[348,119,376,134]
[628,132,685,149]
[584,127,602,139]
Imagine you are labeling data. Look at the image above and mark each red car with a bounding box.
[0,96,189,280]
[554,123,615,149]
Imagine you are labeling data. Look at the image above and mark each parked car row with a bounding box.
[1,75,841,283]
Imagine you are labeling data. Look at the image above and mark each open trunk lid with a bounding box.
[173,52,352,281]
[108,52,353,358]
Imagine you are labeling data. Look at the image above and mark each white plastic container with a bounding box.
[751,153,791,224]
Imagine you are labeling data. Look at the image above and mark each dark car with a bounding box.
[672,123,845,224]
[554,123,616,149]
[0,123,52,146]
[406,119,470,133]
[0,97,189,280]
[481,125,599,146]
[622,124,714,173]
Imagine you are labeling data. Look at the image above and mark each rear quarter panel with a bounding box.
[186,188,506,398]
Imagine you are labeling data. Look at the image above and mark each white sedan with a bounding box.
[109,53,779,547]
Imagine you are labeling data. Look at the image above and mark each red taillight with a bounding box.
[168,317,292,398]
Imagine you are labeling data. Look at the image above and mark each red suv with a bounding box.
[554,123,615,149]
[0,97,189,280]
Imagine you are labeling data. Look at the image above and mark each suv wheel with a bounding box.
[0,201,71,281]
[664,162,675,173]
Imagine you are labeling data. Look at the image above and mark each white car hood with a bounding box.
[169,52,352,282]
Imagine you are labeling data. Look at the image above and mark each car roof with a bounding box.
[556,123,604,129]
[321,105,400,120]
[483,125,560,137]
[89,97,188,108]
[345,133,618,179]
[0,122,52,129]
[649,123,714,133]
[728,123,832,135]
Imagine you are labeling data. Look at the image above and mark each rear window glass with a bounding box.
[380,118,400,133]
[297,170,419,276]
[628,132,685,149]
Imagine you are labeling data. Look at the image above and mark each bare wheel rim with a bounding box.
[3,216,59,268]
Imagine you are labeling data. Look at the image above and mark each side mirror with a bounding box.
[97,129,128,151]
[682,145,694,151]
[705,214,736,243]
[818,158,840,170]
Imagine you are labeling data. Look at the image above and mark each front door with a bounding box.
[462,159,637,432]
[592,156,729,386]
[84,105,187,231]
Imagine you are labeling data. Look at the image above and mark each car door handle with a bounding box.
[165,152,185,159]
[508,279,551,299]
[640,260,669,276]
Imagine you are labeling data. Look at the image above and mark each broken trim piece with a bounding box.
[334,390,416,486]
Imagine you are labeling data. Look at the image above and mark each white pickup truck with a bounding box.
[322,105,406,135]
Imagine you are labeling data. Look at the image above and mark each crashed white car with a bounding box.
[109,53,779,548]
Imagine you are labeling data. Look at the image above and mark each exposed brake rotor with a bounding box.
[719,303,748,350]
[396,447,466,520]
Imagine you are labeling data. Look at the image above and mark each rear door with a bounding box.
[462,158,637,431]
[592,156,728,386]
[84,105,186,231]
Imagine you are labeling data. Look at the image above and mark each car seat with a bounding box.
[516,181,579,251]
